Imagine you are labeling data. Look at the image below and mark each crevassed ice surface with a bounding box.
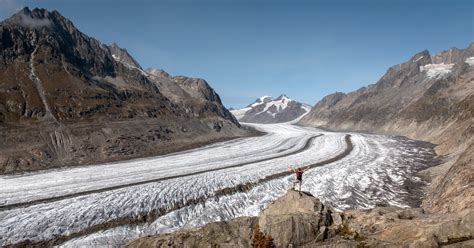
[0,123,437,247]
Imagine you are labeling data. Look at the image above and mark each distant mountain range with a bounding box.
[300,43,474,213]
[0,7,248,174]
[231,95,311,123]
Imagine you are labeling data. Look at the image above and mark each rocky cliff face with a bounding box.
[0,7,247,174]
[146,69,239,126]
[300,46,473,139]
[231,95,311,123]
[125,190,474,247]
[109,42,142,69]
[299,44,474,213]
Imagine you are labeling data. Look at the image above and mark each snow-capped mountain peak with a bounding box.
[275,94,289,101]
[249,96,272,107]
[231,95,311,123]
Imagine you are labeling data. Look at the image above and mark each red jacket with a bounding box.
[295,170,303,180]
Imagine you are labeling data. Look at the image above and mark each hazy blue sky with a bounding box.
[1,0,473,108]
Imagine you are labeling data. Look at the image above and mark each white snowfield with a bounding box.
[466,57,474,66]
[420,62,454,79]
[230,106,252,119]
[0,123,437,247]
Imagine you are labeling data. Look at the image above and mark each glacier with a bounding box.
[0,123,437,247]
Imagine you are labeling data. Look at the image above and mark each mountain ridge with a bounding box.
[0,7,248,174]
[231,94,311,123]
[299,43,474,213]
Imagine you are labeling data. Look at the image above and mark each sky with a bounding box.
[1,0,473,108]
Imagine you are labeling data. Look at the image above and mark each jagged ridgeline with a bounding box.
[299,44,474,213]
[231,95,312,123]
[0,7,248,174]
[299,45,474,145]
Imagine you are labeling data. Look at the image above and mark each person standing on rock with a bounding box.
[288,165,309,191]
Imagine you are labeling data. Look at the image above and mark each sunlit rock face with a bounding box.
[0,7,246,174]
[299,43,474,214]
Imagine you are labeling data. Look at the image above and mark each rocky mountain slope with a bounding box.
[146,68,239,124]
[231,95,311,123]
[125,190,474,247]
[299,43,474,214]
[0,7,249,174]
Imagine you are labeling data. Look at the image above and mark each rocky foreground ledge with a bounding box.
[124,190,473,247]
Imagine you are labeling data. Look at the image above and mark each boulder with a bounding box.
[125,190,474,248]
[258,190,336,247]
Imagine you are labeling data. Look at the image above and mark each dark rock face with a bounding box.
[299,43,474,213]
[299,44,473,137]
[231,95,311,123]
[0,7,246,174]
[1,7,116,76]
[109,42,142,69]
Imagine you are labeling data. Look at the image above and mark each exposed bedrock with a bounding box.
[125,190,474,248]
[0,7,251,174]
[299,44,474,214]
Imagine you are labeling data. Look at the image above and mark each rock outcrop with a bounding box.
[146,69,239,126]
[299,44,474,214]
[0,7,249,174]
[125,190,474,247]
[231,95,311,123]
[257,191,335,247]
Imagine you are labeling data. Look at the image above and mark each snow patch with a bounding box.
[230,107,251,119]
[465,57,474,66]
[302,104,312,113]
[249,96,272,107]
[111,54,120,61]
[257,97,291,116]
[420,63,454,79]
[112,54,149,77]
[256,95,293,116]
[414,56,424,62]
[29,45,57,122]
